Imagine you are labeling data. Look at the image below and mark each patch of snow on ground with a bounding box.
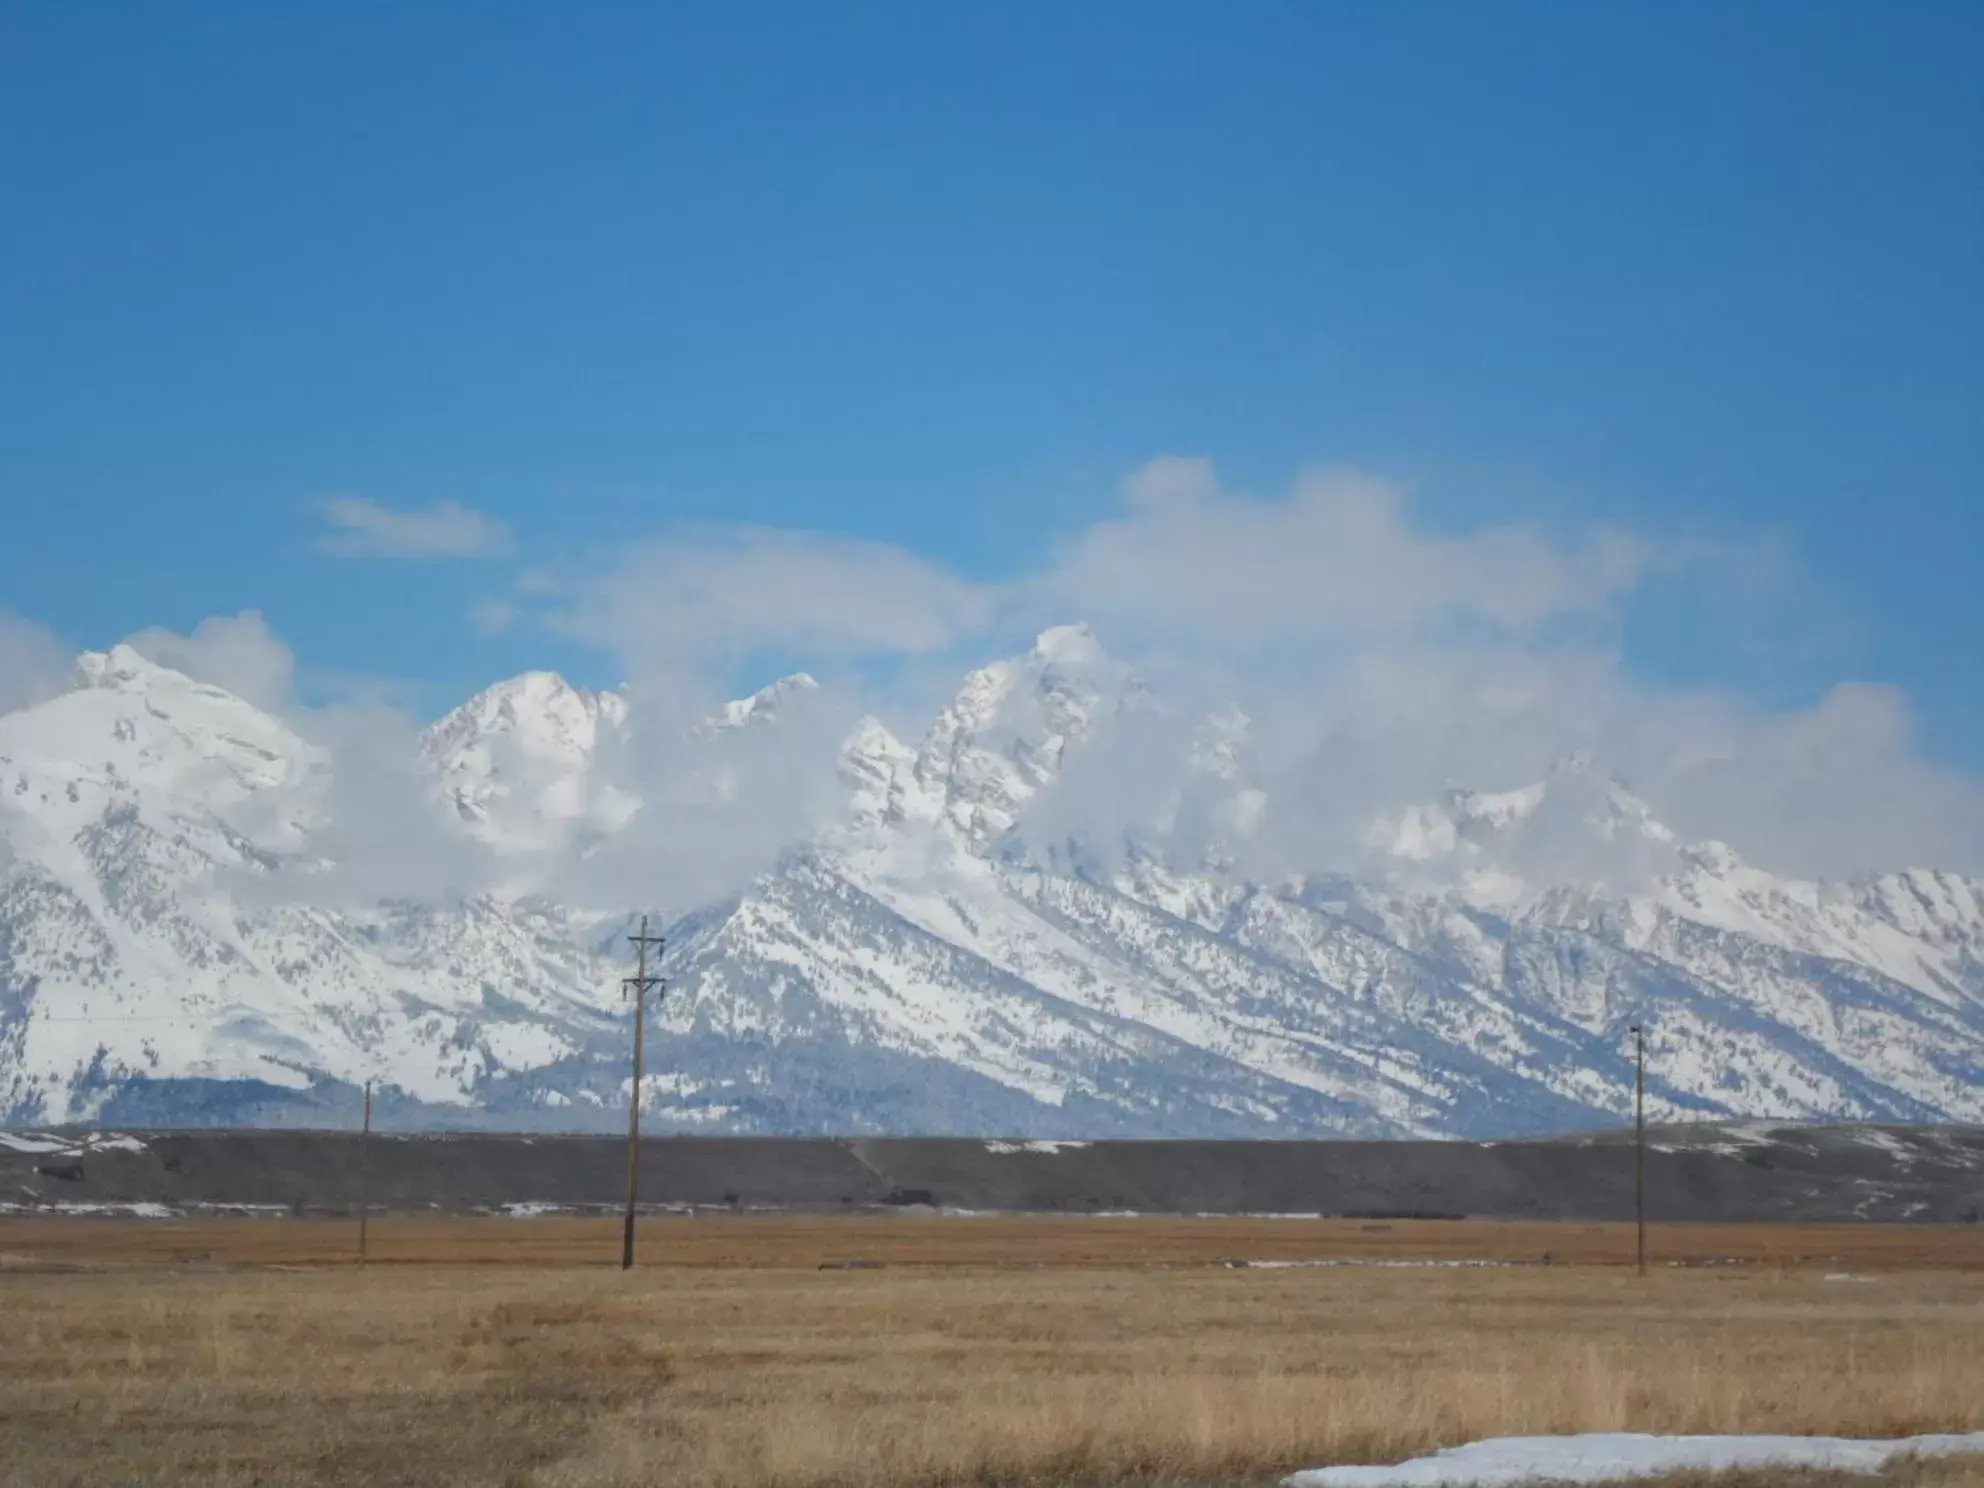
[0,1131,148,1155]
[1285,1432,1984,1487]
[87,1134,149,1152]
[1230,1259,1515,1270]
[1851,1128,1924,1162]
[982,1140,1092,1154]
[0,1133,76,1154]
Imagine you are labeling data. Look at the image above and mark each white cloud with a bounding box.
[1001,630,1984,886]
[124,610,296,711]
[0,610,71,716]
[468,598,516,637]
[1042,458,1645,646]
[563,675,866,912]
[273,699,502,906]
[550,460,1649,679]
[1645,683,1984,879]
[529,526,1005,903]
[552,525,999,678]
[22,455,1971,897]
[317,497,512,559]
[507,454,1980,878]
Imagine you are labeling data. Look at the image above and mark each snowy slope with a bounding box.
[0,630,1980,1134]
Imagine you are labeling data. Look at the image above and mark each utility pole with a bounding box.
[357,1079,372,1267]
[1630,1024,1646,1277]
[622,914,666,1271]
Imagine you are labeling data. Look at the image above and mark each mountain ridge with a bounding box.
[1,628,1979,1135]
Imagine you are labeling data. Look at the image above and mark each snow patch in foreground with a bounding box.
[982,1140,1091,1155]
[1228,1259,1513,1270]
[1285,1431,1984,1486]
[0,1132,148,1156]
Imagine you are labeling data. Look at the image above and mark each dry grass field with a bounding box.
[4,1213,1982,1270]
[0,1216,1979,1488]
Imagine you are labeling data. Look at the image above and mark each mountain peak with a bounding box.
[426,670,625,750]
[1549,747,1598,778]
[1377,755,1678,888]
[460,669,588,712]
[1032,623,1104,666]
[73,643,179,693]
[418,672,633,851]
[495,669,580,698]
[712,672,819,731]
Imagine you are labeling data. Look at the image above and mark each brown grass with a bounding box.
[2,1213,1979,1270]
[0,1217,1978,1487]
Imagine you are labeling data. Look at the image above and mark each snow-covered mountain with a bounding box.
[421,670,635,852]
[1,630,1980,1136]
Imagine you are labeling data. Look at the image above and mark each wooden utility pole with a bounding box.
[357,1079,373,1266]
[1630,1024,1646,1277]
[622,914,666,1271]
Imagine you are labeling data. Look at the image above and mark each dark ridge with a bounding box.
[1,1122,1981,1223]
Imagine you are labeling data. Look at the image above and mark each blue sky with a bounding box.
[2,2,1980,775]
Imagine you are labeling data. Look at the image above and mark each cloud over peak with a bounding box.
[552,525,1001,680]
[124,610,296,711]
[1049,459,1646,647]
[9,453,1967,888]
